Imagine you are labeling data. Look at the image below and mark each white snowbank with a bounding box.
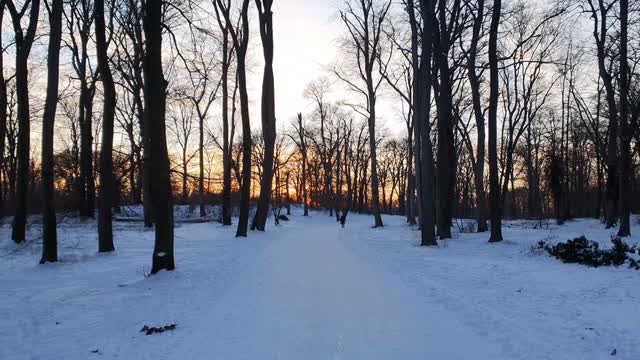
[0,211,637,359]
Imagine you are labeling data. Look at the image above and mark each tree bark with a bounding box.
[252,0,276,231]
[215,0,251,237]
[0,4,6,217]
[466,0,488,232]
[617,0,631,237]
[144,0,175,273]
[213,0,234,226]
[70,0,97,220]
[368,98,384,227]
[40,0,64,264]
[221,33,233,225]
[588,1,618,228]
[488,0,503,242]
[95,0,115,252]
[416,0,437,246]
[7,0,40,243]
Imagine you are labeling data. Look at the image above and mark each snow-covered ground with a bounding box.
[0,209,638,359]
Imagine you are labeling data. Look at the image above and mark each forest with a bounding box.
[0,0,639,266]
[1,0,640,359]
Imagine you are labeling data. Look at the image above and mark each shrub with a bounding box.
[455,219,477,233]
[533,236,639,270]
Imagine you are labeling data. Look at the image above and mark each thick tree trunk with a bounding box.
[9,0,40,243]
[488,0,503,242]
[617,0,631,237]
[95,0,115,252]
[40,0,64,264]
[433,0,454,240]
[236,61,251,237]
[214,2,234,226]
[221,0,251,237]
[466,0,488,232]
[590,3,619,229]
[252,0,276,231]
[416,0,437,246]
[144,0,175,273]
[408,0,422,228]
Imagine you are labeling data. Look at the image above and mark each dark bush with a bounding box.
[533,236,639,270]
[140,323,177,335]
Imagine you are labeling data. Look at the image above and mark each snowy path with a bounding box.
[2,210,639,359]
[175,217,501,359]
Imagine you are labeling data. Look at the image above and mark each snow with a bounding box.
[0,209,638,359]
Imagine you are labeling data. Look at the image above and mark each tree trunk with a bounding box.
[466,0,488,232]
[79,82,96,218]
[144,0,175,273]
[252,0,276,231]
[297,114,309,216]
[406,129,415,224]
[221,28,232,225]
[199,114,206,217]
[236,58,251,237]
[40,0,64,263]
[433,0,455,240]
[9,0,40,243]
[232,0,252,238]
[408,0,422,229]
[141,103,154,227]
[0,5,6,217]
[417,0,437,246]
[95,0,115,253]
[488,0,503,242]
[368,102,384,228]
[617,0,631,236]
[590,2,619,228]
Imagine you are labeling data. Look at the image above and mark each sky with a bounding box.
[247,0,406,137]
[247,0,341,127]
[0,0,407,156]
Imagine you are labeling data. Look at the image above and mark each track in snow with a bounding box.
[171,215,501,359]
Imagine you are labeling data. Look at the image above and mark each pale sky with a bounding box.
[247,0,341,127]
[247,0,406,137]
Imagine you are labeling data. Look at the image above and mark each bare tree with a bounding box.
[488,0,503,242]
[6,0,41,243]
[251,0,276,231]
[617,0,631,236]
[111,0,150,225]
[40,0,64,263]
[0,2,7,216]
[94,0,116,252]
[377,15,416,224]
[215,0,251,237]
[586,0,618,228]
[213,0,235,226]
[177,29,221,217]
[463,0,488,232]
[65,0,97,219]
[168,98,196,203]
[415,0,437,245]
[289,113,309,216]
[145,0,175,273]
[432,0,463,240]
[337,0,392,228]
